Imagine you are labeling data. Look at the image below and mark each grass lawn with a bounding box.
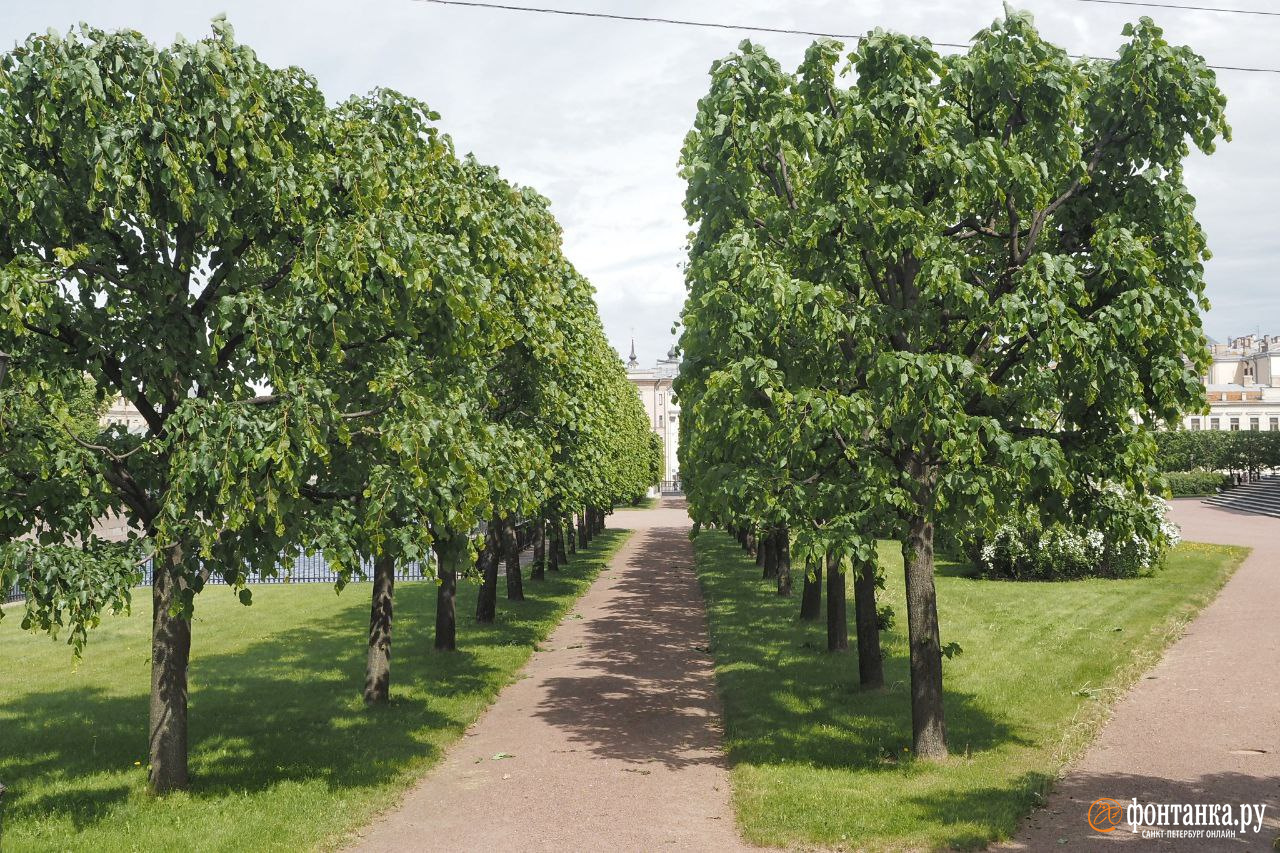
[692,533,1246,851]
[1,529,629,852]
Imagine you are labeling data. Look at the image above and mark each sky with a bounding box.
[1,0,1276,360]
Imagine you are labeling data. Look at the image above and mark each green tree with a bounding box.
[677,12,1226,758]
[0,21,507,790]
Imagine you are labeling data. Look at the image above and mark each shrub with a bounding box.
[1164,470,1229,497]
[976,490,1180,580]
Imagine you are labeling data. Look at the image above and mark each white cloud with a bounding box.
[3,0,1274,358]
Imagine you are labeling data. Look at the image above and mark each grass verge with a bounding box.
[0,529,630,852]
[692,534,1245,850]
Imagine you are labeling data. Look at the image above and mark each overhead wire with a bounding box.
[415,0,1280,74]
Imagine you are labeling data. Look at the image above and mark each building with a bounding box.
[1183,334,1280,432]
[624,339,680,484]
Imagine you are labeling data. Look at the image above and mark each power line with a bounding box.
[415,0,970,50]
[416,0,1280,74]
[1072,0,1280,17]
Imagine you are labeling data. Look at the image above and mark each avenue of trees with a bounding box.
[0,20,658,793]
[675,12,1227,759]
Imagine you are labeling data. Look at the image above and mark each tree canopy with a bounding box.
[0,18,656,791]
[676,11,1227,758]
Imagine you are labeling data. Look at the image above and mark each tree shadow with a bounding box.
[0,558,602,834]
[532,522,733,771]
[689,532,1029,773]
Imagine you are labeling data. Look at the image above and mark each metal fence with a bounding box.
[3,518,541,607]
[3,551,434,607]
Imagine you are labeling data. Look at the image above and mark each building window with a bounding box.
[657,415,663,427]
[1272,417,1279,431]
[1251,417,1260,431]
[1189,418,1201,430]
[1230,417,1240,431]
[657,392,664,405]
[1210,417,1220,430]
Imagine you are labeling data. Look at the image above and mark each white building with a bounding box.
[624,340,680,483]
[1183,334,1280,432]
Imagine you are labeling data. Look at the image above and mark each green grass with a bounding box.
[1,529,629,852]
[693,534,1246,851]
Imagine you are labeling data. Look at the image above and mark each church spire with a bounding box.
[627,336,639,368]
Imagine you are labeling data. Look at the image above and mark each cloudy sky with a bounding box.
[2,1,1276,359]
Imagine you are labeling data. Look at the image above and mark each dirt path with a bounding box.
[1007,500,1280,851]
[345,498,753,852]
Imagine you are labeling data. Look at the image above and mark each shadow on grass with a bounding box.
[0,532,627,835]
[693,532,1028,773]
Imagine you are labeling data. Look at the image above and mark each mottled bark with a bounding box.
[761,530,779,580]
[550,513,565,570]
[853,557,884,689]
[904,459,947,759]
[775,528,792,596]
[475,520,500,623]
[363,553,396,705]
[149,544,191,793]
[434,534,467,652]
[503,516,524,601]
[531,516,546,581]
[564,513,576,556]
[826,551,848,652]
[799,555,822,620]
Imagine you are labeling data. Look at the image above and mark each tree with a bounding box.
[677,12,1226,758]
[0,22,507,789]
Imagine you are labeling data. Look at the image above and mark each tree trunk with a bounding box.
[577,511,589,548]
[826,551,848,652]
[775,528,792,596]
[799,555,822,620]
[149,545,191,793]
[754,532,764,566]
[363,553,396,705]
[904,460,948,759]
[550,513,566,570]
[761,530,779,580]
[853,557,885,689]
[475,520,500,623]
[503,516,524,601]
[564,513,576,556]
[434,534,467,651]
[532,517,546,580]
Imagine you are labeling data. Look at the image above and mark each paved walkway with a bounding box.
[1008,500,1280,851]
[346,499,752,852]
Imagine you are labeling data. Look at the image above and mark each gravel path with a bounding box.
[345,498,753,852]
[1006,500,1280,851]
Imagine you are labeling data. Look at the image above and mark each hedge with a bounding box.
[1154,429,1280,476]
[1164,471,1230,497]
